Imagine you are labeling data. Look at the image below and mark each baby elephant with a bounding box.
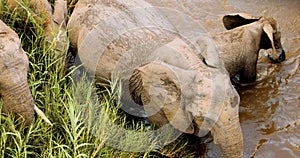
[0,20,51,125]
[211,13,285,83]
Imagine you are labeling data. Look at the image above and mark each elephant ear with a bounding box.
[129,62,194,133]
[262,23,276,51]
[222,13,260,30]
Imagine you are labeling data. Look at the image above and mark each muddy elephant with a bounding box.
[68,0,243,157]
[211,13,286,83]
[7,0,68,58]
[0,20,51,125]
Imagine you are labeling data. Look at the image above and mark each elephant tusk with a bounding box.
[34,104,53,126]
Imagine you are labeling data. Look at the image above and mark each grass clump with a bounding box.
[0,0,205,157]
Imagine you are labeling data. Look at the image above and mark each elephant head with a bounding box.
[0,20,52,125]
[128,38,243,157]
[222,13,285,63]
[7,0,68,58]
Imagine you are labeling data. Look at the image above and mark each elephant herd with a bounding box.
[0,0,286,157]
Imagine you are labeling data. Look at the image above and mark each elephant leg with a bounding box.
[44,0,69,58]
[0,58,34,125]
[239,59,257,83]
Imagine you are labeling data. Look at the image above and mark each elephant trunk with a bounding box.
[1,81,53,126]
[1,81,35,125]
[0,18,52,126]
[212,113,243,158]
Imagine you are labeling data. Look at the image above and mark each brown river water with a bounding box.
[145,0,300,157]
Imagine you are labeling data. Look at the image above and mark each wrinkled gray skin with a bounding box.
[68,0,243,157]
[0,20,35,125]
[211,13,286,83]
[1,0,67,125]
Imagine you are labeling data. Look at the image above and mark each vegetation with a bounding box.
[0,0,205,157]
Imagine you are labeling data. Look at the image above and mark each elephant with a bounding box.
[211,13,286,83]
[67,0,243,157]
[7,0,69,59]
[0,20,52,125]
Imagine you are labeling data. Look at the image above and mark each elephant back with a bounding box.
[68,0,188,80]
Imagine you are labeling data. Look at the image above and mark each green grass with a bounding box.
[0,0,203,157]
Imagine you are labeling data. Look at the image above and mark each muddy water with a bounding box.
[146,0,300,157]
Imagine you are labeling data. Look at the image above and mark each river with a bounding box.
[145,0,300,157]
